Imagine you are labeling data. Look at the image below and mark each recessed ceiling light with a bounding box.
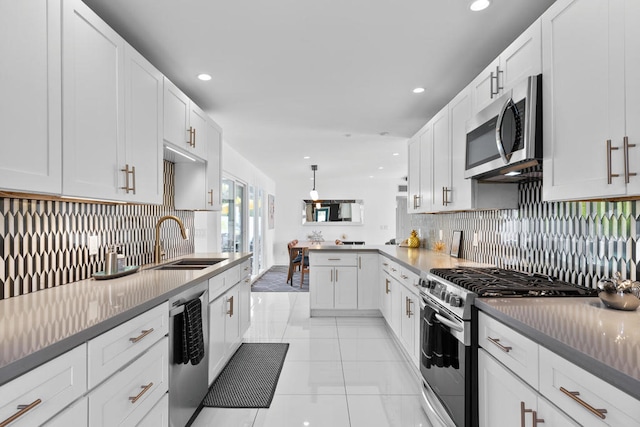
[469,0,491,11]
[392,152,399,156]
[197,73,212,81]
[369,175,374,178]
[378,166,384,170]
[303,156,310,159]
[412,87,425,94]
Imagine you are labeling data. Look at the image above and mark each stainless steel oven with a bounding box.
[419,280,474,427]
[465,74,542,181]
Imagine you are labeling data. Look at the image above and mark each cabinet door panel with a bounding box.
[418,125,433,214]
[123,44,163,204]
[542,0,626,201]
[448,88,473,210]
[478,349,538,427]
[407,137,421,213]
[334,267,357,309]
[163,78,190,151]
[208,296,227,383]
[471,57,500,115]
[206,120,223,210]
[625,0,640,195]
[62,0,125,199]
[500,20,541,91]
[189,104,208,160]
[431,108,450,211]
[310,267,335,309]
[0,0,61,194]
[357,254,379,309]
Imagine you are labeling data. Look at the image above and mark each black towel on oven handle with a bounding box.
[183,296,205,365]
[422,306,459,369]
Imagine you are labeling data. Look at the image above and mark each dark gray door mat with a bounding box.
[202,343,289,408]
[252,265,309,292]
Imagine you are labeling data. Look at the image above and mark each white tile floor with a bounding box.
[192,292,433,427]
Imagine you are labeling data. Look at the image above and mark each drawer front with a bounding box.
[311,252,357,267]
[240,258,252,279]
[89,337,169,427]
[208,271,226,302]
[398,267,420,293]
[0,344,87,427]
[226,265,241,287]
[43,397,88,427]
[88,302,168,388]
[380,257,392,274]
[539,347,640,427]
[477,312,539,388]
[136,392,168,427]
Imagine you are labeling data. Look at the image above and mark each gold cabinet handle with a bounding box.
[187,126,195,147]
[624,136,637,183]
[487,336,512,353]
[129,328,154,343]
[120,164,136,194]
[382,262,389,267]
[227,295,234,317]
[0,399,42,427]
[208,189,214,205]
[335,269,339,282]
[390,267,397,272]
[385,278,390,294]
[328,258,341,261]
[521,402,545,426]
[129,382,153,404]
[401,274,408,280]
[559,386,607,419]
[442,186,451,206]
[607,139,620,184]
[358,257,362,269]
[408,298,413,318]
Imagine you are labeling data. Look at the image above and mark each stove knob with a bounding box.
[444,292,451,303]
[439,290,447,300]
[450,296,462,308]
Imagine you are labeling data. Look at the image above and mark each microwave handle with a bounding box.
[495,97,516,163]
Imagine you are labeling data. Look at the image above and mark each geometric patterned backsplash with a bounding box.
[0,161,194,300]
[411,181,640,289]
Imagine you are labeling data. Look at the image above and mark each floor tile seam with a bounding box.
[344,391,422,397]
[337,335,353,427]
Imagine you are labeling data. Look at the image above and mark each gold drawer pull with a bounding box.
[559,386,607,419]
[328,258,341,261]
[208,189,214,205]
[227,295,234,317]
[129,382,154,404]
[129,328,154,343]
[0,399,42,427]
[487,336,512,353]
[385,279,390,294]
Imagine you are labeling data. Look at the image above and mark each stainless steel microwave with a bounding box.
[464,74,542,180]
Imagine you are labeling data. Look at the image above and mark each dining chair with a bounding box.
[287,240,301,285]
[299,247,310,288]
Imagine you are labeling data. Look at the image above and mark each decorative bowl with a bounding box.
[598,290,640,311]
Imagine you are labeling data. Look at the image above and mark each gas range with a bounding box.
[420,267,598,321]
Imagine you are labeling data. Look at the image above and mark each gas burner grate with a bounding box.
[430,267,597,297]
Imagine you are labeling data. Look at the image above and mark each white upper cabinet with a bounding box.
[0,0,62,195]
[122,44,164,204]
[448,88,473,210]
[407,135,421,214]
[471,19,541,115]
[430,108,451,211]
[163,78,207,160]
[205,119,222,210]
[62,0,125,200]
[541,0,638,201]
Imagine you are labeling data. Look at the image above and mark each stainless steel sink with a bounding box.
[152,258,227,270]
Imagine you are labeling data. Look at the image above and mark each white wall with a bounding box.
[273,176,398,265]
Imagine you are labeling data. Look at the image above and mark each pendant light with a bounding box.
[310,165,319,201]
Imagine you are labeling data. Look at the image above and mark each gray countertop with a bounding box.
[476,297,640,401]
[0,252,252,386]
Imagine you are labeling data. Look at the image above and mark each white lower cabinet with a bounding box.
[0,345,87,427]
[399,286,420,367]
[478,311,639,427]
[539,347,640,427]
[87,302,169,388]
[208,286,242,384]
[380,271,393,324]
[310,266,358,310]
[238,274,252,337]
[478,349,578,427]
[44,397,88,427]
[88,337,168,427]
[357,253,379,310]
[135,392,168,427]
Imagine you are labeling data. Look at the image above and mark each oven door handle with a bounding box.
[435,313,463,332]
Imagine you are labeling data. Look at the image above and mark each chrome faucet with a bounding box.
[154,215,188,263]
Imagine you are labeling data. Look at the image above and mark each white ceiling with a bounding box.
[83,0,555,185]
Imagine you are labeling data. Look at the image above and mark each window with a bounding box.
[221,178,245,252]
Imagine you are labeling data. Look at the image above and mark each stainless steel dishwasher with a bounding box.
[168,281,209,427]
